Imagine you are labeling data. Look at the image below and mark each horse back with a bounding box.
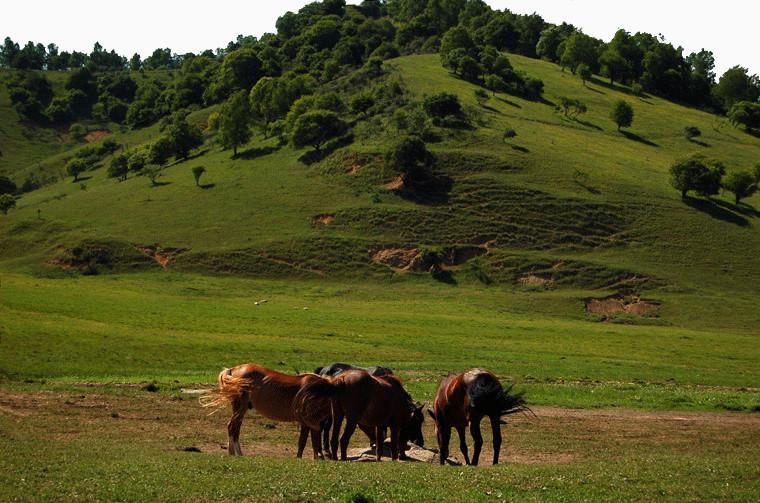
[433,372,470,427]
[229,363,314,422]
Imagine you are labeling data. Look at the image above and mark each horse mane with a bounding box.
[467,374,527,417]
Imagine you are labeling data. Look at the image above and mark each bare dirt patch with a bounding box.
[82,130,109,143]
[585,293,660,317]
[370,246,487,272]
[312,214,335,228]
[3,388,757,468]
[518,274,553,286]
[383,176,404,189]
[136,246,188,268]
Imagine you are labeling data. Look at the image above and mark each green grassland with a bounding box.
[2,52,760,501]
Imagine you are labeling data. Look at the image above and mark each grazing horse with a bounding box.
[313,363,401,455]
[429,368,526,465]
[295,369,424,461]
[203,363,327,459]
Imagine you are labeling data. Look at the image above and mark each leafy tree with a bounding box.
[0,176,17,195]
[0,194,15,215]
[559,32,598,74]
[165,118,204,160]
[485,74,508,96]
[350,92,375,115]
[148,137,174,166]
[684,126,701,140]
[727,101,760,133]
[669,154,724,198]
[290,110,347,151]
[220,48,263,93]
[218,91,252,156]
[598,49,629,85]
[722,171,758,204]
[65,158,87,181]
[610,100,633,131]
[474,88,490,106]
[127,150,148,173]
[141,165,163,186]
[558,96,586,117]
[751,162,760,183]
[440,26,474,69]
[192,166,206,186]
[423,92,461,122]
[385,135,435,184]
[577,64,592,85]
[107,153,129,181]
[713,66,760,111]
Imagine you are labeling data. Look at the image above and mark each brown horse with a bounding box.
[294,369,423,462]
[429,368,526,465]
[203,363,327,459]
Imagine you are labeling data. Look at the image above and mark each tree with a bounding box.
[107,153,129,181]
[385,135,435,184]
[485,74,508,96]
[684,126,701,141]
[290,110,347,151]
[713,66,760,111]
[423,92,461,122]
[610,100,633,131]
[560,32,598,74]
[598,49,629,86]
[350,92,375,116]
[0,194,15,215]
[141,165,163,186]
[577,64,592,85]
[128,150,148,173]
[192,166,206,186]
[221,48,263,93]
[148,137,174,166]
[218,90,252,156]
[165,118,204,160]
[474,88,490,106]
[669,154,724,198]
[0,175,17,195]
[722,171,758,204]
[727,101,760,133]
[65,158,87,181]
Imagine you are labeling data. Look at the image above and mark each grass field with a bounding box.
[2,51,760,501]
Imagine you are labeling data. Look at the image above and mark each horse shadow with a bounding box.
[199,183,215,189]
[683,197,750,227]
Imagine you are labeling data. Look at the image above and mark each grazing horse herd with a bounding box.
[205,362,527,465]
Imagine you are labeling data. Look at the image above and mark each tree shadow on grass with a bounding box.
[574,118,603,131]
[509,144,529,153]
[710,197,760,218]
[395,175,453,206]
[149,181,171,187]
[431,269,457,284]
[236,144,280,160]
[73,176,92,182]
[683,197,750,227]
[621,130,659,147]
[298,134,355,166]
[687,138,711,148]
[480,104,502,115]
[496,96,521,108]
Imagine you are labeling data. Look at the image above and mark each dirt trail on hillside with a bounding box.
[2,387,758,467]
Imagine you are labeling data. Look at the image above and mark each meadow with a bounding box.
[2,50,760,501]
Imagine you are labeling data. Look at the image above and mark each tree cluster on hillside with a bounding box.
[3,0,758,136]
[669,153,759,204]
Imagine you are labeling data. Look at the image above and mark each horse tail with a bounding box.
[201,368,255,409]
[293,377,343,430]
[467,374,527,418]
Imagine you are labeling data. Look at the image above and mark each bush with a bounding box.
[422,92,461,123]
[684,126,701,140]
[0,175,17,195]
[502,127,517,140]
[65,158,87,181]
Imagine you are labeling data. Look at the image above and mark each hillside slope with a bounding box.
[1,54,760,332]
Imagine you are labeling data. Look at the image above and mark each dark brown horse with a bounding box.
[203,363,327,459]
[429,368,526,465]
[295,369,424,461]
[313,363,402,456]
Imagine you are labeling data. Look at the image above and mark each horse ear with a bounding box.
[415,401,422,408]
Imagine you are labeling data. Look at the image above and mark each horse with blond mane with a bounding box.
[203,363,328,459]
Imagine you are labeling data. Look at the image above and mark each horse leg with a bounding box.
[297,425,309,458]
[339,420,358,461]
[456,425,471,465]
[227,395,248,456]
[490,415,502,465]
[437,424,452,465]
[469,417,484,466]
[375,426,383,462]
[310,428,324,460]
[389,425,400,461]
[330,405,343,461]
[321,416,332,459]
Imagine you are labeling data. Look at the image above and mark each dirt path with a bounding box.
[2,388,758,467]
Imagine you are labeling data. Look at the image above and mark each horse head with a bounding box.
[404,402,425,448]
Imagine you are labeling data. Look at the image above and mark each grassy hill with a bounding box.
[2,54,760,325]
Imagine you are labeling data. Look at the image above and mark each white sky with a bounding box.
[2,1,757,78]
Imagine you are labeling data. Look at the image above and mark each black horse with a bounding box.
[313,363,424,458]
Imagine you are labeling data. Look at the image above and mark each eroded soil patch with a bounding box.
[585,293,660,318]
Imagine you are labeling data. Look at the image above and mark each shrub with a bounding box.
[192,165,206,186]
[502,127,517,140]
[474,88,490,106]
[684,126,701,140]
[610,100,634,130]
[385,135,435,184]
[722,171,758,204]
[0,194,16,215]
[0,175,17,195]
[422,92,461,123]
[65,158,87,181]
